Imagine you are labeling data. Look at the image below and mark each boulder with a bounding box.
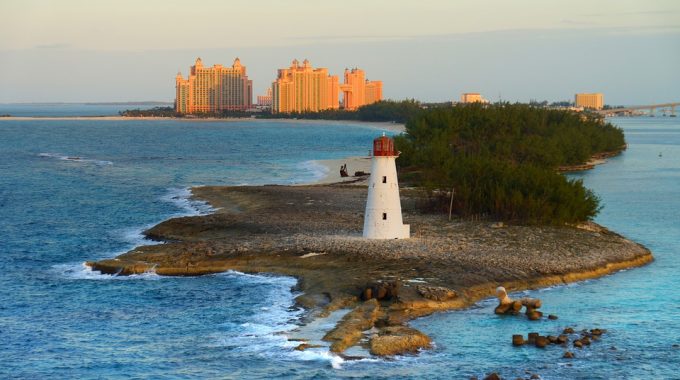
[548,314,558,320]
[547,335,559,344]
[512,334,525,346]
[294,343,323,351]
[563,327,575,334]
[535,336,549,348]
[483,373,501,380]
[528,332,539,344]
[590,328,604,336]
[557,335,569,344]
[527,310,543,321]
[369,325,432,356]
[563,351,575,359]
[360,280,401,301]
[573,340,583,349]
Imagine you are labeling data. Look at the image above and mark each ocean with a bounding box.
[0,108,678,379]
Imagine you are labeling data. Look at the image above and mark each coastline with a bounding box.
[87,183,653,357]
[305,156,372,185]
[0,116,406,133]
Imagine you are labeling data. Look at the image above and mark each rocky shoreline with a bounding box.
[87,184,652,357]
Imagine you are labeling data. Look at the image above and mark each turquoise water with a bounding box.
[0,114,678,379]
[0,103,165,117]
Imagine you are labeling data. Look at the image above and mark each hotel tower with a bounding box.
[340,68,383,111]
[272,59,339,113]
[175,57,253,114]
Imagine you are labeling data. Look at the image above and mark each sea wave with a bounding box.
[38,152,113,165]
[296,160,329,184]
[52,262,161,280]
[160,187,215,216]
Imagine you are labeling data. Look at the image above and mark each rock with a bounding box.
[521,298,542,309]
[590,328,604,336]
[557,335,569,344]
[512,334,525,346]
[548,314,558,320]
[581,336,591,346]
[324,299,381,353]
[547,335,559,344]
[527,310,543,320]
[369,325,432,356]
[535,336,549,348]
[563,351,575,359]
[376,286,388,300]
[483,373,501,380]
[527,332,539,344]
[530,375,541,380]
[416,285,458,301]
[294,343,322,351]
[362,280,401,301]
[563,327,575,334]
[573,340,583,349]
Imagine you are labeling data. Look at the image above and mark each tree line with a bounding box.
[394,103,625,225]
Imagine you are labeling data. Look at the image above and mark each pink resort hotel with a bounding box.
[175,58,382,114]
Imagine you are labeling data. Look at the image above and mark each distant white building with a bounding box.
[460,93,489,104]
[363,134,410,239]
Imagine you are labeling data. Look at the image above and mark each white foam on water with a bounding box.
[38,152,113,166]
[291,348,346,369]
[51,262,162,281]
[115,224,163,247]
[296,160,329,184]
[207,271,350,369]
[160,187,216,217]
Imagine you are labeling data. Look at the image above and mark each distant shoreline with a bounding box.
[0,116,406,133]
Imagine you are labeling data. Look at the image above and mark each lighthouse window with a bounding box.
[382,213,387,220]
[382,176,387,183]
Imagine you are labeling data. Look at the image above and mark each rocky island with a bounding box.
[88,183,652,357]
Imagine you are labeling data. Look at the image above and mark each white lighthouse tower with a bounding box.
[363,133,410,239]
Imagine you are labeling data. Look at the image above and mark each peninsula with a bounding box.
[88,183,651,356]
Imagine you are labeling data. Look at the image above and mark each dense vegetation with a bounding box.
[395,103,626,225]
[120,100,424,123]
[261,100,423,123]
[119,107,178,117]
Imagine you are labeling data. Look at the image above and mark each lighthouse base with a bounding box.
[363,223,410,240]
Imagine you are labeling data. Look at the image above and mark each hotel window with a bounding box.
[382,213,387,220]
[382,176,387,183]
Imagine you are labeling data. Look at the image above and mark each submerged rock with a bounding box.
[483,373,501,380]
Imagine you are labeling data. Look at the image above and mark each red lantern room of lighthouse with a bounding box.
[372,134,397,157]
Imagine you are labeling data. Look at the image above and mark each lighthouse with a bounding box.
[363,133,410,239]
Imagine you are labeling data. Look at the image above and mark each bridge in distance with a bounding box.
[596,102,680,117]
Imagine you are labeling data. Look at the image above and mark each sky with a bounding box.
[0,0,678,105]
